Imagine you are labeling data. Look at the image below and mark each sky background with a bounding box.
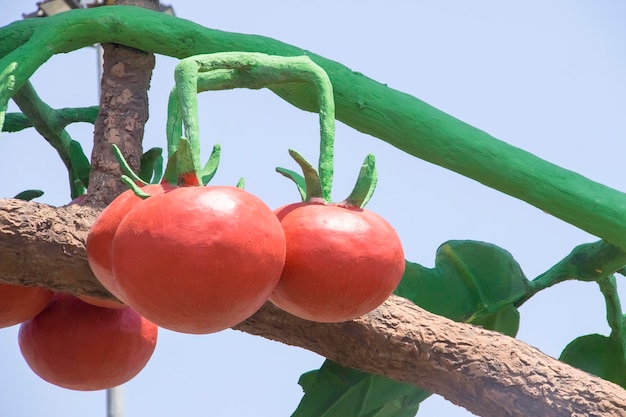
[1,1,626,416]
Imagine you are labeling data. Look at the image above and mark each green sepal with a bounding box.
[120,175,151,199]
[161,145,178,186]
[200,144,221,185]
[342,154,378,208]
[276,167,307,201]
[13,189,44,201]
[287,149,324,201]
[112,144,148,186]
[174,137,201,186]
[139,147,164,184]
[236,177,245,189]
[160,137,202,187]
[69,140,91,188]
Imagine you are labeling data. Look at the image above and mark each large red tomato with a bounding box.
[86,184,169,302]
[271,202,405,323]
[0,283,53,328]
[18,293,157,391]
[111,186,286,334]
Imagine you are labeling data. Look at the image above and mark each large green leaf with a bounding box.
[559,334,626,388]
[139,147,163,184]
[395,240,528,335]
[292,360,428,417]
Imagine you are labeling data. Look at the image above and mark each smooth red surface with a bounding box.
[86,184,168,301]
[271,202,405,323]
[111,186,286,334]
[18,294,157,391]
[0,283,53,328]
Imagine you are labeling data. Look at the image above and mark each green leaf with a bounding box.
[559,334,626,388]
[470,304,520,337]
[292,360,427,417]
[69,140,91,188]
[13,189,44,201]
[139,147,164,184]
[395,240,529,329]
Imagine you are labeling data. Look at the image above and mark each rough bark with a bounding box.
[1,198,626,417]
[87,0,157,206]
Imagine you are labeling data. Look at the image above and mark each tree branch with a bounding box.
[88,36,155,206]
[2,106,98,132]
[0,198,625,417]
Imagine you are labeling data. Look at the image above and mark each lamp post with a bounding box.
[22,3,174,417]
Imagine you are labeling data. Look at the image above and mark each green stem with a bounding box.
[3,8,626,247]
[515,240,626,307]
[172,52,335,200]
[10,81,87,198]
[597,275,623,339]
[3,106,99,133]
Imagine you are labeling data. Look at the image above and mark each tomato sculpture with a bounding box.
[271,202,405,323]
[18,293,157,391]
[86,183,169,303]
[109,185,286,334]
[0,282,53,328]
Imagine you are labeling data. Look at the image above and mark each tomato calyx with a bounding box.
[277,149,378,209]
[112,137,222,199]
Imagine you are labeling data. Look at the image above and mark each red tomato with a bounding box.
[0,283,53,328]
[111,186,286,334]
[271,202,405,323]
[86,184,169,302]
[18,294,157,391]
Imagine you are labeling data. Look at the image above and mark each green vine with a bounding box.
[2,7,626,248]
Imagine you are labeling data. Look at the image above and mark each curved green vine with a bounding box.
[1,7,626,249]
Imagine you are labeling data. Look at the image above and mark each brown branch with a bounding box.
[87,1,157,206]
[0,198,625,417]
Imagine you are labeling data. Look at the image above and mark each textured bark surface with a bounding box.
[88,37,155,206]
[0,199,108,298]
[1,198,626,417]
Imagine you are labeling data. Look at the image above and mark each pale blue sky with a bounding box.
[1,1,626,416]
